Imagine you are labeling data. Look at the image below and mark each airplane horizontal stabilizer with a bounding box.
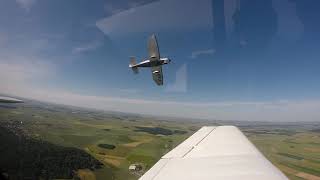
[129,57,139,74]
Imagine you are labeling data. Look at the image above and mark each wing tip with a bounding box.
[150,34,157,41]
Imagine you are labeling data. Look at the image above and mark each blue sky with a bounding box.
[1,0,320,121]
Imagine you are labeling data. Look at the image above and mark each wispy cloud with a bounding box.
[1,55,319,122]
[166,64,187,93]
[117,88,140,94]
[190,49,215,59]
[11,87,320,122]
[16,0,36,12]
[1,59,320,122]
[72,41,102,54]
[0,55,55,95]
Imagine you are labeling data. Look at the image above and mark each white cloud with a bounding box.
[11,86,320,122]
[190,49,215,59]
[166,64,187,93]
[1,52,319,122]
[16,0,36,12]
[0,54,55,96]
[1,58,319,122]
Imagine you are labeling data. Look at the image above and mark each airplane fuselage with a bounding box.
[130,58,170,68]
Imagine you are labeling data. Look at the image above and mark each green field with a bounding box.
[0,102,319,180]
[245,127,320,180]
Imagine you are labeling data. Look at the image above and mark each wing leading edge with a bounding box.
[139,126,288,180]
[0,96,23,103]
[148,34,163,85]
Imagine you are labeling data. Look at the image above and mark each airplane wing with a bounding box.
[0,96,23,103]
[140,126,288,180]
[151,66,163,86]
[148,34,160,61]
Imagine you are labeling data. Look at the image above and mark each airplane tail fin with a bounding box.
[129,57,139,74]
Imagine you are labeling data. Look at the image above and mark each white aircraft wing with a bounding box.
[151,66,163,86]
[140,126,288,180]
[0,96,23,103]
[148,34,160,61]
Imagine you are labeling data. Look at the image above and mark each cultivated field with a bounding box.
[0,101,319,180]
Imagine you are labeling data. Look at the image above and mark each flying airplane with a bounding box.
[129,34,171,86]
[139,126,288,180]
[0,96,23,103]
